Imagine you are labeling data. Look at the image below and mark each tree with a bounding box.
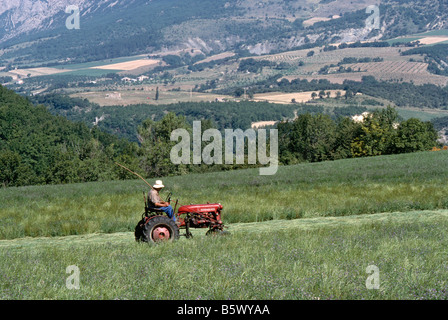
[282,113,337,163]
[138,113,191,177]
[234,87,244,98]
[318,90,326,99]
[336,91,342,99]
[392,118,439,153]
[345,89,354,99]
[155,86,159,101]
[350,108,399,157]
[333,117,361,159]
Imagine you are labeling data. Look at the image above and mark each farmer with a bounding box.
[148,180,176,223]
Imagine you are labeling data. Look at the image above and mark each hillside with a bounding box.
[0,84,136,186]
[1,0,447,68]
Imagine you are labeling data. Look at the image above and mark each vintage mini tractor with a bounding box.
[134,192,228,243]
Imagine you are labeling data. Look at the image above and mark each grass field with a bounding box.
[1,209,447,299]
[70,88,234,106]
[1,150,448,239]
[1,150,448,299]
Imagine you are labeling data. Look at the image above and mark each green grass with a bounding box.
[386,37,423,45]
[395,107,448,122]
[414,29,448,37]
[1,151,448,239]
[1,209,447,299]
[387,29,448,47]
[1,151,448,299]
[61,69,122,77]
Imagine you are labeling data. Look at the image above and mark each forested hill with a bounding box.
[0,85,137,187]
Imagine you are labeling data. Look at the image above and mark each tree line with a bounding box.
[0,85,441,188]
[219,75,448,110]
[278,107,439,164]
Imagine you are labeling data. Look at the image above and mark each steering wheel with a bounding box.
[165,192,172,203]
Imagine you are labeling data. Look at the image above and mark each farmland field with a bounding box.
[1,151,448,299]
[6,54,161,79]
[91,59,160,71]
[252,90,346,104]
[70,88,234,106]
[256,46,448,86]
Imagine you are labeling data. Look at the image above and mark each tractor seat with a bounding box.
[147,206,164,213]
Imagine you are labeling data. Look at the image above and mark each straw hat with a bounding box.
[153,180,165,188]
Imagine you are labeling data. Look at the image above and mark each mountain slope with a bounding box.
[1,0,447,67]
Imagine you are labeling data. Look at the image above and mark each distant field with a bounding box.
[418,36,448,45]
[7,67,72,78]
[387,30,448,46]
[252,90,346,104]
[70,88,234,106]
[91,59,160,71]
[302,15,340,27]
[256,46,448,86]
[7,54,158,78]
[416,29,448,36]
[395,107,448,122]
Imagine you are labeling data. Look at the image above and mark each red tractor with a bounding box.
[134,192,228,243]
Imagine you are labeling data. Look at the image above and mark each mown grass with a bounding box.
[1,151,448,239]
[1,210,447,299]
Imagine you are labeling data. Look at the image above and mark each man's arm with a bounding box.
[154,201,170,207]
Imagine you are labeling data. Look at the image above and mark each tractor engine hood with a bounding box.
[178,203,223,213]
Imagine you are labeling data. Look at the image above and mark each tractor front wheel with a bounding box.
[142,216,180,243]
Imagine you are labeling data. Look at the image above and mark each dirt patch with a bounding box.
[302,15,340,27]
[251,121,278,129]
[417,36,448,45]
[252,90,346,104]
[92,59,160,71]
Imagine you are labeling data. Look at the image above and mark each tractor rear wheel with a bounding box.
[142,216,180,243]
